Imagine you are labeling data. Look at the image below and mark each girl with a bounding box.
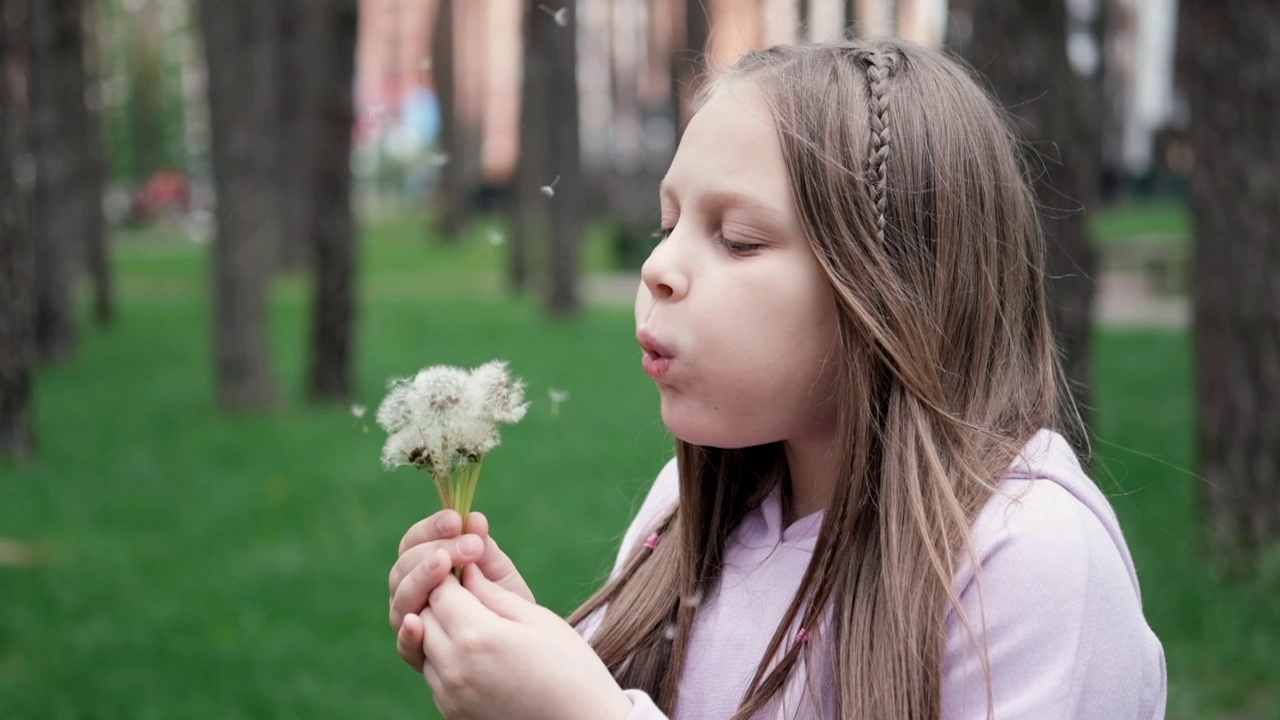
[386,38,1167,719]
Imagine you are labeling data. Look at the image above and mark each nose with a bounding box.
[639,230,689,301]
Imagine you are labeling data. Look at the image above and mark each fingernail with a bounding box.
[458,535,482,555]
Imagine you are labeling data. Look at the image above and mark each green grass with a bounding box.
[1,210,1275,719]
[1092,197,1191,246]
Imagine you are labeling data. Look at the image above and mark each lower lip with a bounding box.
[642,352,673,379]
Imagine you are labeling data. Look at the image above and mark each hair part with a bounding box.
[570,38,1075,720]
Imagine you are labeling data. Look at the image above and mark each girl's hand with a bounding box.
[413,565,632,720]
[389,510,534,671]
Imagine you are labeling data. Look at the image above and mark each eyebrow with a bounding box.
[658,184,780,218]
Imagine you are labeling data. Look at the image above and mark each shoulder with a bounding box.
[942,440,1167,718]
[610,458,679,578]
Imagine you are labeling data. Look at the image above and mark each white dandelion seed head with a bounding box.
[470,361,529,424]
[377,361,528,476]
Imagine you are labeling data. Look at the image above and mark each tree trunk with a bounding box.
[306,0,359,401]
[30,0,94,363]
[960,0,1101,435]
[1178,0,1280,573]
[82,0,112,326]
[430,0,483,241]
[275,0,311,272]
[673,0,711,135]
[126,0,164,181]
[0,0,37,459]
[510,2,550,295]
[198,0,280,411]
[541,0,583,316]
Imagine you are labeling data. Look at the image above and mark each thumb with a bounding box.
[462,563,532,622]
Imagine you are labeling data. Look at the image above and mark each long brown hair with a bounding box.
[569,38,1074,719]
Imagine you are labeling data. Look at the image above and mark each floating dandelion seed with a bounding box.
[488,229,506,246]
[663,622,678,641]
[429,152,450,167]
[681,587,705,608]
[538,4,568,26]
[540,174,560,197]
[548,388,569,418]
[350,404,366,419]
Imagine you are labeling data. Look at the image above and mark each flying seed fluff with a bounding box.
[569,38,1078,720]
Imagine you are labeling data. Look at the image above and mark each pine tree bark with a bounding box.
[541,0,583,316]
[510,2,548,295]
[0,0,37,459]
[30,0,96,363]
[82,0,112,326]
[198,0,280,410]
[306,0,359,401]
[1178,0,1280,572]
[960,0,1101,433]
[672,0,711,134]
[275,0,311,272]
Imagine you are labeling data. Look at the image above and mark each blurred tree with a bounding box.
[125,0,164,182]
[510,2,548,294]
[275,0,311,271]
[542,0,583,315]
[30,0,102,362]
[198,0,280,410]
[83,0,113,326]
[1178,0,1280,573]
[431,0,484,242]
[306,0,359,401]
[961,0,1101,436]
[603,0,676,270]
[0,0,37,459]
[673,0,710,134]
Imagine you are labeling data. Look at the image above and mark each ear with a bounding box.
[462,563,532,622]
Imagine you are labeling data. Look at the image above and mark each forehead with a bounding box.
[659,81,791,208]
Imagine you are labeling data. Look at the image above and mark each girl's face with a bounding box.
[635,81,840,449]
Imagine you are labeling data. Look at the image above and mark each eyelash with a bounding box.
[650,226,762,256]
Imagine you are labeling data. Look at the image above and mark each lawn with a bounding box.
[1,208,1274,719]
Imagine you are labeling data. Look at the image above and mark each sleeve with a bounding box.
[941,481,1167,720]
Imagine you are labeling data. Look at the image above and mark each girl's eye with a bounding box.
[718,236,763,255]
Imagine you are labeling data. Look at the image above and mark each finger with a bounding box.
[420,607,452,667]
[398,510,464,556]
[462,511,490,537]
[389,548,452,629]
[397,612,426,671]
[462,562,532,622]
[429,569,499,631]
[473,533,525,592]
[388,534,486,595]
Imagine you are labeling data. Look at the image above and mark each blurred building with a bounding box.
[351,0,1174,191]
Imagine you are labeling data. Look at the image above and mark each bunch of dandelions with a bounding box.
[376,361,528,539]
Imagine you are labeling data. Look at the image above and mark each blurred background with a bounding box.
[0,0,1276,718]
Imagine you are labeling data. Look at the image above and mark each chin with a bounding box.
[659,396,758,449]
